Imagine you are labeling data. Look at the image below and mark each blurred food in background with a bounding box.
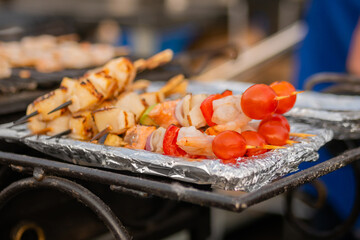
[0,0,306,83]
[0,34,128,74]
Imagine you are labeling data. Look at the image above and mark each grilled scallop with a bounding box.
[87,70,117,99]
[46,112,71,136]
[103,57,136,94]
[93,107,135,135]
[30,89,67,121]
[115,92,146,121]
[140,92,165,107]
[69,111,98,140]
[27,116,47,134]
[68,79,104,113]
[60,77,77,98]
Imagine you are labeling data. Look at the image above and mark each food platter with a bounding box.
[149,81,360,140]
[0,121,332,191]
[5,54,355,191]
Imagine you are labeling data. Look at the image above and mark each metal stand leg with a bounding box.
[0,176,131,240]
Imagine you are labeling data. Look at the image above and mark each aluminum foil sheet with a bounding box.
[0,122,332,191]
[149,81,360,139]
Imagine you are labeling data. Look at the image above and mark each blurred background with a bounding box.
[0,0,305,84]
[1,0,359,240]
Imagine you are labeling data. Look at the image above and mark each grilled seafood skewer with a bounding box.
[27,111,98,141]
[13,49,175,125]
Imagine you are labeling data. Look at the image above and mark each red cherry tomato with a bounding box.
[241,131,267,156]
[258,121,289,146]
[241,84,278,120]
[200,90,233,126]
[163,125,187,156]
[270,81,296,114]
[212,131,246,160]
[259,114,290,131]
[221,158,237,164]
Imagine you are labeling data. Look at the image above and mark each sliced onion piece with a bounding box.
[175,98,185,125]
[145,132,153,151]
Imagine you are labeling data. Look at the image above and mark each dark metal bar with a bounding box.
[0,176,131,240]
[0,151,238,211]
[237,147,360,208]
[305,73,360,91]
[0,147,359,212]
[110,185,151,198]
[285,162,360,239]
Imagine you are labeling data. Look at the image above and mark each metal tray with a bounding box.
[0,122,332,192]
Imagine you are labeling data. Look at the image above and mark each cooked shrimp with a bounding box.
[176,126,215,157]
[207,95,251,134]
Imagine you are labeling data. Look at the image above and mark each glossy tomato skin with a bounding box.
[200,94,222,126]
[259,114,290,131]
[241,84,278,120]
[258,121,289,146]
[221,90,233,97]
[270,81,296,114]
[212,131,247,160]
[163,125,186,156]
[200,90,233,127]
[241,131,267,156]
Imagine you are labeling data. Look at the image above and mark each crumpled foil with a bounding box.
[149,81,360,139]
[0,122,332,191]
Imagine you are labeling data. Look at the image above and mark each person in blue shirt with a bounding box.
[296,0,360,91]
[295,0,360,235]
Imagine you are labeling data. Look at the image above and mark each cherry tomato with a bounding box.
[258,121,289,146]
[221,158,237,165]
[259,114,290,131]
[241,131,267,156]
[241,84,278,119]
[200,90,233,126]
[212,131,246,160]
[270,81,296,114]
[163,125,186,156]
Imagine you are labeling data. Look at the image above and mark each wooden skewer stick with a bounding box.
[245,145,257,149]
[98,132,110,145]
[289,133,316,138]
[48,100,72,115]
[286,139,299,145]
[12,111,38,126]
[90,126,112,142]
[246,145,285,150]
[47,129,72,140]
[158,74,185,97]
[262,145,286,150]
[10,120,30,128]
[275,91,305,100]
